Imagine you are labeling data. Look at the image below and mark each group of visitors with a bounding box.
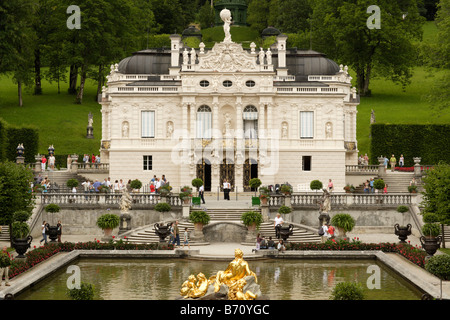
[360,153,406,171]
[39,220,63,245]
[168,220,190,249]
[358,153,370,166]
[319,223,336,243]
[363,178,388,194]
[149,175,170,194]
[32,174,52,193]
[40,154,56,171]
[82,153,101,168]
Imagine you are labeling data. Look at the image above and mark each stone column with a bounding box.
[413,157,422,178]
[378,156,385,177]
[35,155,42,173]
[182,202,190,218]
[260,203,270,222]
[71,154,79,174]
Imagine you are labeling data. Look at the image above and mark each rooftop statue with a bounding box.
[220,9,232,43]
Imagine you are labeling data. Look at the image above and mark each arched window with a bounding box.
[197,105,212,139]
[243,105,258,139]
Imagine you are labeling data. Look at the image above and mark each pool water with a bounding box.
[16,258,423,300]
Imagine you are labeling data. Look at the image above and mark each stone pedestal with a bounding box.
[413,157,422,177]
[284,195,291,207]
[86,125,94,139]
[35,155,42,173]
[182,203,190,218]
[260,203,269,222]
[378,156,385,177]
[119,213,131,235]
[16,156,25,165]
[190,224,206,242]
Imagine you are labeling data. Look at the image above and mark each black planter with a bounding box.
[394,223,412,243]
[420,235,442,257]
[47,226,58,242]
[154,223,172,243]
[276,224,294,242]
[12,236,33,259]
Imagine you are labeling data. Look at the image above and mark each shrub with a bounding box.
[0,252,11,268]
[310,180,323,191]
[192,178,204,189]
[130,179,142,190]
[397,205,409,213]
[422,213,440,223]
[45,204,61,213]
[249,178,262,189]
[67,282,95,300]
[66,179,79,189]
[11,221,30,239]
[155,202,171,212]
[422,223,441,237]
[278,205,292,214]
[280,184,293,195]
[425,254,450,280]
[241,211,263,228]
[330,282,365,300]
[331,214,355,233]
[189,211,211,225]
[373,179,385,190]
[96,214,120,230]
[13,210,32,222]
[408,185,417,193]
[179,186,193,200]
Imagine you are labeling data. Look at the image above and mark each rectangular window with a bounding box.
[141,111,155,138]
[302,156,311,171]
[196,112,212,139]
[143,155,152,171]
[300,111,314,139]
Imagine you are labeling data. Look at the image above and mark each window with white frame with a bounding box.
[300,111,314,139]
[143,155,152,171]
[243,105,258,139]
[141,110,155,138]
[196,105,212,139]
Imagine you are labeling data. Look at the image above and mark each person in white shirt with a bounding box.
[199,184,205,204]
[223,179,231,200]
[321,224,329,243]
[274,213,284,239]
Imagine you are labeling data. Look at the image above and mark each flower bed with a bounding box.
[7,239,174,280]
[286,239,427,268]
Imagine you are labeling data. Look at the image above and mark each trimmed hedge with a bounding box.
[0,118,7,161]
[370,124,450,166]
[6,126,39,164]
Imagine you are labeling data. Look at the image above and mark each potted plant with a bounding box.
[397,205,409,213]
[310,180,323,192]
[130,179,142,192]
[278,205,292,215]
[159,184,172,196]
[249,178,262,196]
[44,204,61,242]
[96,213,120,241]
[258,186,271,205]
[179,186,193,204]
[66,178,79,191]
[155,202,172,213]
[408,185,417,193]
[11,210,33,258]
[189,211,210,232]
[241,210,263,231]
[373,179,385,192]
[343,184,355,193]
[331,213,355,239]
[394,223,412,243]
[192,178,204,195]
[420,221,442,257]
[280,184,293,195]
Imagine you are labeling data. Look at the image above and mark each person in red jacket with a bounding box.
[0,246,11,286]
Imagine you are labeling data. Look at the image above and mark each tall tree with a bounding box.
[310,0,425,96]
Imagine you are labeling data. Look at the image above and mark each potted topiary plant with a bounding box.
[331,213,355,239]
[159,184,172,196]
[278,205,292,215]
[241,211,264,232]
[189,211,210,233]
[258,186,271,205]
[192,178,204,195]
[96,213,120,241]
[343,184,355,193]
[280,184,293,195]
[130,179,142,192]
[155,202,172,213]
[408,185,417,193]
[179,186,193,204]
[397,205,409,213]
[249,178,262,196]
[420,222,442,257]
[66,178,79,191]
[310,180,323,192]
[11,210,33,258]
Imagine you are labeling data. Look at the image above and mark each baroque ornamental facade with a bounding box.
[99,10,359,192]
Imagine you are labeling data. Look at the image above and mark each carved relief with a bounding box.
[197,42,257,72]
[166,121,174,138]
[281,122,288,139]
[325,122,333,139]
[122,121,129,138]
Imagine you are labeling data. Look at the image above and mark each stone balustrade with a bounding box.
[268,192,412,208]
[345,165,379,174]
[77,163,109,173]
[39,192,182,207]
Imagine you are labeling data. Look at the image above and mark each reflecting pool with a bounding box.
[16,258,423,300]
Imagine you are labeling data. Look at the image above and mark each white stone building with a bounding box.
[99,14,359,193]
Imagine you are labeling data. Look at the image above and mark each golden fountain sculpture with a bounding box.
[180,248,258,300]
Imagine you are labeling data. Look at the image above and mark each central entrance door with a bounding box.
[243,158,258,192]
[196,159,211,191]
[220,159,235,191]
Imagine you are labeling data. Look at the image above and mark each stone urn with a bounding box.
[101,228,113,242]
[47,226,59,242]
[394,223,412,243]
[277,224,294,242]
[154,223,172,243]
[12,236,33,259]
[420,235,442,257]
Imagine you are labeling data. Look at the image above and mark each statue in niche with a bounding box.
[166,121,174,138]
[122,121,129,138]
[223,112,232,135]
[220,9,232,43]
[281,122,288,139]
[325,122,332,139]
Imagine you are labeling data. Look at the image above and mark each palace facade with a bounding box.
[99,29,359,193]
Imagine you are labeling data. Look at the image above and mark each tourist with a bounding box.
[383,184,388,194]
[155,178,161,193]
[369,178,374,193]
[93,179,101,192]
[151,175,157,183]
[83,154,89,168]
[260,236,267,249]
[199,184,205,204]
[364,180,370,193]
[56,221,62,243]
[364,153,369,165]
[91,154,96,164]
[328,179,334,192]
[119,179,125,191]
[40,221,48,245]
[223,179,231,200]
[0,246,11,287]
[149,181,156,194]
[410,177,416,186]
[327,224,335,240]
[274,213,284,239]
[277,240,286,252]
[399,154,404,167]
[320,223,329,243]
[172,220,180,248]
[256,233,262,251]
[267,236,275,249]
[113,180,120,193]
[41,155,47,172]
[67,155,72,171]
[82,179,90,200]
[383,156,389,173]
[390,154,397,172]
[168,223,174,244]
[182,227,190,249]
[49,154,56,170]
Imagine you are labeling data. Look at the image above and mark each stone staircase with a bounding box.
[0,225,10,242]
[354,172,416,193]
[36,170,87,192]
[120,207,321,245]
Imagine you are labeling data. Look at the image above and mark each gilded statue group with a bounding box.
[180,248,259,300]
